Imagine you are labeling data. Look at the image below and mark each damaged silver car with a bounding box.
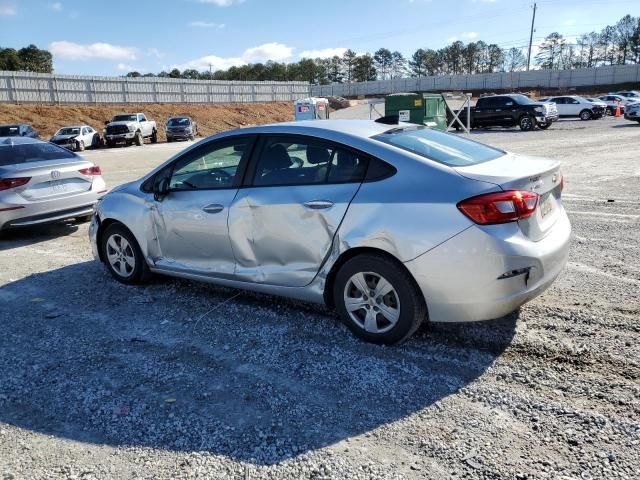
[89,120,570,344]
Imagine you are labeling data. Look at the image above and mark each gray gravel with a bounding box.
[0,117,639,479]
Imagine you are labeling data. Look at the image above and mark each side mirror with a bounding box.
[153,176,170,201]
[104,120,110,125]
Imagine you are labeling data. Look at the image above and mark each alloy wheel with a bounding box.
[106,234,136,278]
[343,272,401,334]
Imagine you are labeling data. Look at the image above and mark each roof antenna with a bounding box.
[375,114,399,125]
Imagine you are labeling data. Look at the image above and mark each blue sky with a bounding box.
[0,0,637,76]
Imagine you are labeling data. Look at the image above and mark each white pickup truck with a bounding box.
[104,113,157,147]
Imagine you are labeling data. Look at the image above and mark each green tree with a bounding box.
[353,54,376,82]
[168,68,182,78]
[373,48,392,79]
[0,48,22,70]
[342,49,357,82]
[125,71,141,77]
[17,44,52,72]
[390,51,406,78]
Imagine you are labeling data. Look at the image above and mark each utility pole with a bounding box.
[526,2,537,71]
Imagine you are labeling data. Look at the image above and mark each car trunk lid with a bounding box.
[454,153,563,241]
[2,159,96,201]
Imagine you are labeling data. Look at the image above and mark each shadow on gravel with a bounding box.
[0,222,84,251]
[0,261,517,465]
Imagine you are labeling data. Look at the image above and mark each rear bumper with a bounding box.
[404,208,571,323]
[0,183,107,231]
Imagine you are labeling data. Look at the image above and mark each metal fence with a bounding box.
[0,71,311,104]
[311,64,640,97]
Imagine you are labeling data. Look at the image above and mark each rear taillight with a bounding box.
[78,166,101,176]
[457,190,539,225]
[0,177,30,191]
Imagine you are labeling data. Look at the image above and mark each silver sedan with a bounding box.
[89,120,570,344]
[0,137,107,231]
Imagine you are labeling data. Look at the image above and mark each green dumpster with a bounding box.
[384,92,448,131]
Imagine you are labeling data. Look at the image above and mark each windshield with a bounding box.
[112,115,137,122]
[0,126,20,136]
[167,117,190,127]
[511,94,535,105]
[57,127,81,135]
[374,127,504,167]
[0,142,76,166]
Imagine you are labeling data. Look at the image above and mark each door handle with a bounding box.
[202,204,224,214]
[303,200,334,210]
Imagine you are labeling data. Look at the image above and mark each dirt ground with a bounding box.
[0,116,638,479]
[0,102,294,141]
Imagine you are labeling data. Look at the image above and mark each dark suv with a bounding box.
[450,94,559,131]
[0,124,39,138]
[165,116,198,142]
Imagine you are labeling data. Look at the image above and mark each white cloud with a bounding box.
[146,48,164,59]
[198,0,244,5]
[49,41,138,60]
[174,42,293,71]
[189,21,225,28]
[0,2,16,15]
[299,47,348,59]
[116,63,134,71]
[461,31,477,39]
[50,2,62,11]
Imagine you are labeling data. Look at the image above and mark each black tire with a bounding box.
[150,130,158,143]
[91,134,100,149]
[101,223,151,285]
[134,131,143,146]
[519,114,536,131]
[333,253,426,345]
[538,122,551,130]
[106,140,115,148]
[167,137,173,143]
[579,109,592,121]
[76,140,85,152]
[189,135,195,141]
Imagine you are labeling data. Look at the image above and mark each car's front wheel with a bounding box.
[134,132,143,146]
[519,114,536,131]
[101,223,151,285]
[333,253,426,344]
[538,122,551,130]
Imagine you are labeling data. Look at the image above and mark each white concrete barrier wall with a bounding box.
[312,65,640,97]
[0,71,311,104]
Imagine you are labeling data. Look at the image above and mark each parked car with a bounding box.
[585,97,608,110]
[165,116,198,142]
[104,113,157,147]
[90,120,570,344]
[623,102,640,123]
[50,125,101,152]
[0,124,38,139]
[597,95,639,115]
[538,95,605,120]
[449,94,558,131]
[0,137,107,231]
[614,90,640,99]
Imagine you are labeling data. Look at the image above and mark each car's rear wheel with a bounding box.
[101,223,151,285]
[150,130,158,143]
[519,114,536,131]
[579,109,593,121]
[333,254,426,344]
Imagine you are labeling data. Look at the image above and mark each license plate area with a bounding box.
[539,193,553,218]
[49,180,67,193]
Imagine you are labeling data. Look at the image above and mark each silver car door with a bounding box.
[151,136,255,277]
[228,135,367,287]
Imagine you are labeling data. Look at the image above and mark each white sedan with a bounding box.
[50,125,100,152]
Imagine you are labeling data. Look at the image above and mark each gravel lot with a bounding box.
[1,118,639,479]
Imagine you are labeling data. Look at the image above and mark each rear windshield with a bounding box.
[0,142,76,166]
[373,127,504,167]
[0,126,20,136]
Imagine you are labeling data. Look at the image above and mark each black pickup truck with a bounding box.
[449,94,559,131]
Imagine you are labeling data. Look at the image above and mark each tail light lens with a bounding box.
[0,177,31,191]
[78,165,102,176]
[457,190,539,225]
